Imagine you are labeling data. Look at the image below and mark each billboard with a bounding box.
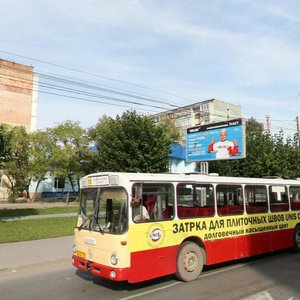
[186,118,246,162]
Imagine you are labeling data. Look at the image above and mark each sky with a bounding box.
[1,0,300,136]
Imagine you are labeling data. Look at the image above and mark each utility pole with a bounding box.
[297,116,300,139]
[297,92,300,139]
[266,115,271,133]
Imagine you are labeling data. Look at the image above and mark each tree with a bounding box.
[28,129,53,201]
[274,132,300,179]
[90,110,172,172]
[2,126,30,201]
[289,133,300,178]
[156,115,181,143]
[241,118,274,177]
[0,124,12,170]
[49,120,90,193]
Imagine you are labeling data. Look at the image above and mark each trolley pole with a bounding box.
[199,162,209,175]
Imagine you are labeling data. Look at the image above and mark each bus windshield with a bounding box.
[77,187,128,234]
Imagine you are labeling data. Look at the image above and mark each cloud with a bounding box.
[2,0,300,130]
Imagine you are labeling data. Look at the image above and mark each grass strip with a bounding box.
[0,206,78,218]
[0,217,77,243]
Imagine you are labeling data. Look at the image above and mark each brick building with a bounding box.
[0,59,38,132]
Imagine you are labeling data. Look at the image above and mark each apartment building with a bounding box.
[152,98,242,145]
[0,59,38,132]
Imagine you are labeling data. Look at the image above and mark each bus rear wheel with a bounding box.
[175,241,204,282]
[294,225,300,253]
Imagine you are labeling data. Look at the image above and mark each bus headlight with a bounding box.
[110,253,119,265]
[110,270,117,279]
[72,244,77,253]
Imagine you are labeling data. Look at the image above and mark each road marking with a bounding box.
[241,290,273,300]
[119,281,182,300]
[119,262,247,300]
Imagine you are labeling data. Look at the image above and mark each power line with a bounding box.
[0,64,180,111]
[0,81,164,112]
[39,71,181,108]
[39,73,179,108]
[0,50,196,103]
[0,62,180,108]
[0,70,178,111]
[1,53,298,134]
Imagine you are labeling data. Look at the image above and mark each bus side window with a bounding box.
[289,186,300,210]
[269,186,289,212]
[141,183,174,221]
[177,183,214,218]
[269,192,277,203]
[216,184,243,216]
[245,185,268,214]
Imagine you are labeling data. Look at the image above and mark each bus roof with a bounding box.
[80,172,300,187]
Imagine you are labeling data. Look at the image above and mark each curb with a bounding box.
[0,257,71,279]
[0,236,74,271]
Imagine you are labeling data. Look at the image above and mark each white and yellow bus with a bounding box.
[72,172,300,283]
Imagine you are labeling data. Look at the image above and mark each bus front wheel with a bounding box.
[294,225,300,252]
[175,241,204,282]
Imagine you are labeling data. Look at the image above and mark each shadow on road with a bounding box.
[75,269,176,291]
[75,248,300,296]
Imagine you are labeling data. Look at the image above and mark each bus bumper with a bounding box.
[72,255,130,281]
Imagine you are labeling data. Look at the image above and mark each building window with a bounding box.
[203,114,210,122]
[200,104,209,111]
[54,178,65,189]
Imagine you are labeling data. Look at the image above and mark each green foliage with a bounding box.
[2,126,30,201]
[90,110,172,172]
[28,129,53,199]
[0,124,12,169]
[48,120,91,191]
[3,114,300,204]
[29,130,52,180]
[0,121,91,202]
[156,115,181,143]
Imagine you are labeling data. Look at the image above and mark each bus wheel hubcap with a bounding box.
[184,252,198,272]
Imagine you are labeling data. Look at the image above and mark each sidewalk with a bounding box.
[0,236,74,270]
[0,202,77,273]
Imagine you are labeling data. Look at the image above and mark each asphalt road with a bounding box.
[0,243,299,300]
[0,236,74,270]
[2,202,299,299]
